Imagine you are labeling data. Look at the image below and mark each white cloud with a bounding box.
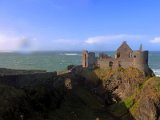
[150,37,160,43]
[0,34,37,52]
[85,34,145,44]
[0,34,84,51]
[0,33,148,51]
[0,34,23,52]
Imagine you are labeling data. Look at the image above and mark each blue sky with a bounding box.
[0,0,160,51]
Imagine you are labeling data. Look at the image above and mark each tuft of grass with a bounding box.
[108,92,136,117]
[123,95,134,109]
[130,100,139,115]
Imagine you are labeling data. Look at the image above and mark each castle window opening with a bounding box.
[129,53,132,58]
[84,54,87,67]
[117,52,120,58]
[134,55,136,58]
[109,61,113,68]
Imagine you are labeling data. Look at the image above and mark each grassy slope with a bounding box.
[49,86,113,120]
[0,84,114,120]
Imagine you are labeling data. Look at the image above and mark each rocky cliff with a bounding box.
[0,66,160,120]
[76,67,160,120]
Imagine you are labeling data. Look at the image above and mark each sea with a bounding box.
[0,51,159,77]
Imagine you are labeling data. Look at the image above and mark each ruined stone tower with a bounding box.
[132,44,149,73]
[82,50,89,67]
[82,50,96,68]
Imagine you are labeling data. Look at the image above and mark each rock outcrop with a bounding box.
[130,77,160,120]
[77,67,160,120]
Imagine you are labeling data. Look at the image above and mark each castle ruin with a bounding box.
[82,41,151,75]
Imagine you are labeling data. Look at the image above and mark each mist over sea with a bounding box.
[0,51,159,76]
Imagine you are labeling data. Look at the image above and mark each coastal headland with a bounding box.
[0,42,159,120]
[0,64,159,120]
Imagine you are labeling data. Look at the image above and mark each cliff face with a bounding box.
[78,67,160,120]
[130,77,160,120]
[95,67,145,99]
[79,67,145,100]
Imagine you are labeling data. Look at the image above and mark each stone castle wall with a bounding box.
[113,59,133,69]
[97,58,134,69]
[97,58,114,68]
[0,72,57,88]
[88,52,96,67]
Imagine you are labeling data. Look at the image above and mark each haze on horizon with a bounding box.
[0,0,160,52]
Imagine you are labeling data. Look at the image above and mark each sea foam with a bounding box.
[153,69,160,77]
[64,53,80,56]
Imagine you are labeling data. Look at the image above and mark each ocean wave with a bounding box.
[156,75,160,77]
[152,69,160,77]
[64,53,80,56]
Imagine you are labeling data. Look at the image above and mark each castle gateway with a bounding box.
[82,41,151,75]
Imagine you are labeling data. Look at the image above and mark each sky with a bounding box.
[0,0,160,52]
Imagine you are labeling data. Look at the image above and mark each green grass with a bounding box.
[123,95,134,109]
[154,77,160,92]
[130,100,139,115]
[108,92,136,117]
[108,89,139,117]
[49,86,109,120]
